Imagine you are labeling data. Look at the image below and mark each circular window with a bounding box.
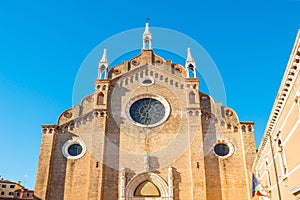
[213,140,234,158]
[132,60,139,66]
[125,94,171,127]
[140,76,155,86]
[113,68,121,75]
[62,139,86,159]
[130,98,165,125]
[68,144,83,156]
[155,60,162,65]
[214,144,229,157]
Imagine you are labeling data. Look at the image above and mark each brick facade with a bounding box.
[34,49,256,200]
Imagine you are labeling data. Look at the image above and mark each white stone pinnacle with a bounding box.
[187,47,194,62]
[100,48,108,64]
[143,23,152,50]
[98,48,109,79]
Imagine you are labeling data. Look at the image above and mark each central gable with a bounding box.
[108,50,187,80]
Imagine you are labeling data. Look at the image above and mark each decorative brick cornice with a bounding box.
[41,125,59,134]
[42,109,107,134]
[72,109,107,129]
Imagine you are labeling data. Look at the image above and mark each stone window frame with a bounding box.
[62,138,87,160]
[189,91,196,104]
[125,94,171,128]
[212,139,235,159]
[140,76,155,86]
[97,92,105,105]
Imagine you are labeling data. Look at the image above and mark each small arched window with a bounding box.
[189,91,196,104]
[97,93,104,105]
[227,124,232,129]
[234,126,238,132]
[241,125,246,132]
[248,125,252,132]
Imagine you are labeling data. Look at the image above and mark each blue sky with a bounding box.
[1,0,300,189]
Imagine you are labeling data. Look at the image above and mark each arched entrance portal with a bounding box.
[125,172,169,200]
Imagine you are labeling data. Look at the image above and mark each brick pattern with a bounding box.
[34,50,256,200]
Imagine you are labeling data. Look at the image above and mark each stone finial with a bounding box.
[98,48,109,79]
[143,23,152,50]
[187,48,194,62]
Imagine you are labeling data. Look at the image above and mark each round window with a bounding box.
[140,76,155,86]
[62,139,86,159]
[214,143,229,157]
[130,98,165,125]
[68,144,83,156]
[125,94,171,127]
[213,140,234,158]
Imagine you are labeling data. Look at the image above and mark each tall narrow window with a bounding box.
[266,160,272,188]
[189,91,196,104]
[97,93,104,105]
[277,139,288,177]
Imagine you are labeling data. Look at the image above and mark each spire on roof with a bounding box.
[143,23,152,50]
[185,48,197,78]
[100,48,108,63]
[98,48,109,79]
[187,47,194,62]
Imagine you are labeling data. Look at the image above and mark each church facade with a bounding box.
[34,24,256,200]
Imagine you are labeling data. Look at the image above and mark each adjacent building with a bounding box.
[253,30,300,200]
[0,180,33,200]
[14,189,34,200]
[34,23,257,200]
[0,180,23,199]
